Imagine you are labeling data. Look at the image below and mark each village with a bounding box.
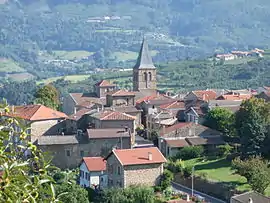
[3,39,270,203]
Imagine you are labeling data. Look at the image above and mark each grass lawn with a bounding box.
[7,72,34,81]
[37,74,90,84]
[0,58,25,73]
[52,50,94,60]
[184,158,270,195]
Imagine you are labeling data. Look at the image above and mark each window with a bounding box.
[88,173,90,181]
[85,172,88,180]
[148,72,152,81]
[100,177,104,182]
[117,166,121,175]
[66,150,71,157]
[81,170,84,178]
[144,72,147,81]
[80,150,84,157]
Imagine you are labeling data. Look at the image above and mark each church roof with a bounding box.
[133,38,156,70]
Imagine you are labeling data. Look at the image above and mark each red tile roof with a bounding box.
[92,110,136,120]
[95,80,115,87]
[136,94,158,105]
[216,94,252,101]
[107,89,135,96]
[5,105,67,121]
[69,108,92,121]
[160,101,185,109]
[135,93,171,105]
[111,147,166,166]
[160,122,193,136]
[82,157,106,171]
[193,90,217,101]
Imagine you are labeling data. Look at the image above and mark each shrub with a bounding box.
[160,170,174,190]
[167,159,185,174]
[53,171,66,183]
[183,165,193,178]
[175,146,204,160]
[217,144,233,157]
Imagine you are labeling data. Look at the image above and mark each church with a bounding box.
[63,38,158,116]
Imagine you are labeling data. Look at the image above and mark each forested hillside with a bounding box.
[1,0,270,81]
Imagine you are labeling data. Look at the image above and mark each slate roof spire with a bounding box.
[134,37,156,69]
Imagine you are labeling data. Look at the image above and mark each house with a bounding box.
[230,191,270,203]
[159,122,224,157]
[79,157,107,189]
[62,80,115,115]
[105,147,166,188]
[185,107,207,124]
[2,104,69,142]
[216,94,252,101]
[87,109,136,134]
[106,89,136,107]
[159,100,186,121]
[215,54,236,61]
[36,128,132,169]
[184,90,217,102]
[206,100,242,113]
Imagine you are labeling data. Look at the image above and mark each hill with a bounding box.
[1,0,270,81]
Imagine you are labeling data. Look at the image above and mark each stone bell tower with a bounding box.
[133,38,157,96]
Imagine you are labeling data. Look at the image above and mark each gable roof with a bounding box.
[231,191,270,203]
[69,108,92,121]
[160,101,185,109]
[5,105,67,121]
[160,122,193,136]
[87,128,130,139]
[82,157,106,172]
[95,80,115,87]
[36,135,78,145]
[70,93,106,106]
[133,38,156,70]
[90,110,136,121]
[107,89,135,96]
[108,147,166,166]
[216,94,251,100]
[192,90,217,101]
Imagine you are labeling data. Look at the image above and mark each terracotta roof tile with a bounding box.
[216,94,252,100]
[95,80,115,87]
[91,110,136,120]
[135,93,171,105]
[82,157,106,171]
[107,89,135,96]
[112,147,166,166]
[160,101,185,109]
[192,90,217,101]
[5,105,67,121]
[70,93,106,106]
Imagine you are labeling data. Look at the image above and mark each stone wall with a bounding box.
[38,136,131,169]
[63,94,76,115]
[123,163,163,188]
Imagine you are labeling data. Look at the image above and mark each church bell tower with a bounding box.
[133,38,157,96]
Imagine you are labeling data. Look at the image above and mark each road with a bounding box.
[171,182,227,203]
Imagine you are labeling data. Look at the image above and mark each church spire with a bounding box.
[134,38,156,69]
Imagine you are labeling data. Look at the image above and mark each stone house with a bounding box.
[79,157,107,189]
[230,191,270,203]
[87,109,136,135]
[105,147,166,188]
[184,90,217,102]
[2,104,70,142]
[106,89,135,107]
[159,122,224,157]
[62,79,115,115]
[36,128,131,169]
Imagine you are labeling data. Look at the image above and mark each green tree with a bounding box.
[34,84,60,110]
[235,98,270,157]
[204,107,235,136]
[160,169,174,190]
[55,183,89,203]
[232,156,270,194]
[0,101,59,202]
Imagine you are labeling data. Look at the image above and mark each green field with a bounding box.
[7,72,34,81]
[0,58,25,73]
[52,50,94,60]
[185,158,270,195]
[38,74,91,84]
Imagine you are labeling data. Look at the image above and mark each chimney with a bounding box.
[97,107,100,112]
[74,107,77,114]
[186,194,190,202]
[148,152,152,161]
[248,198,253,203]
